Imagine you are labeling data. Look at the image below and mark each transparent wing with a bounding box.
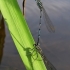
[36,46,56,70]
[42,6,55,32]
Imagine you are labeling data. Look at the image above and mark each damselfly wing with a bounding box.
[35,0,55,32]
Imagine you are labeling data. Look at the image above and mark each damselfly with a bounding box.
[22,0,56,69]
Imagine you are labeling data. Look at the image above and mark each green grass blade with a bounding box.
[0,0,47,70]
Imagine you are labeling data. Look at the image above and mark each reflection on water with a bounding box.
[22,0,25,15]
[0,13,5,64]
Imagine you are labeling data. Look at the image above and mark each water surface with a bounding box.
[0,0,70,70]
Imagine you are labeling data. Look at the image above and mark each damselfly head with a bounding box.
[35,0,43,11]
